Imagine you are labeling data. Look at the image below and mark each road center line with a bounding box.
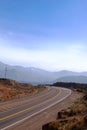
[0,89,61,121]
[1,88,72,130]
[0,87,51,112]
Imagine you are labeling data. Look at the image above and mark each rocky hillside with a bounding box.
[42,90,87,130]
[52,82,87,91]
[0,78,44,102]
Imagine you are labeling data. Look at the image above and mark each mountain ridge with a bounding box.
[0,61,87,84]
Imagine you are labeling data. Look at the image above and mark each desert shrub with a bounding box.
[65,117,85,130]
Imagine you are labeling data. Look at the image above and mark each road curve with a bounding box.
[0,87,71,130]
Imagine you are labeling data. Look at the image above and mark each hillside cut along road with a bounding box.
[0,87,71,130]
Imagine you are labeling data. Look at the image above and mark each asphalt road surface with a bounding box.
[0,87,71,130]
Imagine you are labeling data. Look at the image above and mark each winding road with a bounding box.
[0,87,71,130]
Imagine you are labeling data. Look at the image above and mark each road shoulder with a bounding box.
[8,91,82,130]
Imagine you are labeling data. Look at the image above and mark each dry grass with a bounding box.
[0,78,45,102]
[42,92,87,130]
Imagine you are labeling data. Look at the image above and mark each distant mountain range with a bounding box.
[0,61,87,84]
[55,76,87,84]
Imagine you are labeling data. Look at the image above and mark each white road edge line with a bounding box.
[1,87,72,130]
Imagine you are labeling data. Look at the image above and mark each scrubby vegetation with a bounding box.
[42,85,87,130]
[0,78,45,102]
[52,82,87,91]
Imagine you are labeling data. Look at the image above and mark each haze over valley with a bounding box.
[1,61,87,84]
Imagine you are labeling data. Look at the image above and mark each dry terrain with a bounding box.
[7,91,82,130]
[42,91,87,130]
[0,78,45,102]
[0,79,85,130]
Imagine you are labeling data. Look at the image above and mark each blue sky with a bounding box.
[0,0,87,71]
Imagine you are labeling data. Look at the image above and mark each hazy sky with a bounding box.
[0,0,87,71]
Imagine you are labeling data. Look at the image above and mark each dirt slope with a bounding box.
[0,78,43,102]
